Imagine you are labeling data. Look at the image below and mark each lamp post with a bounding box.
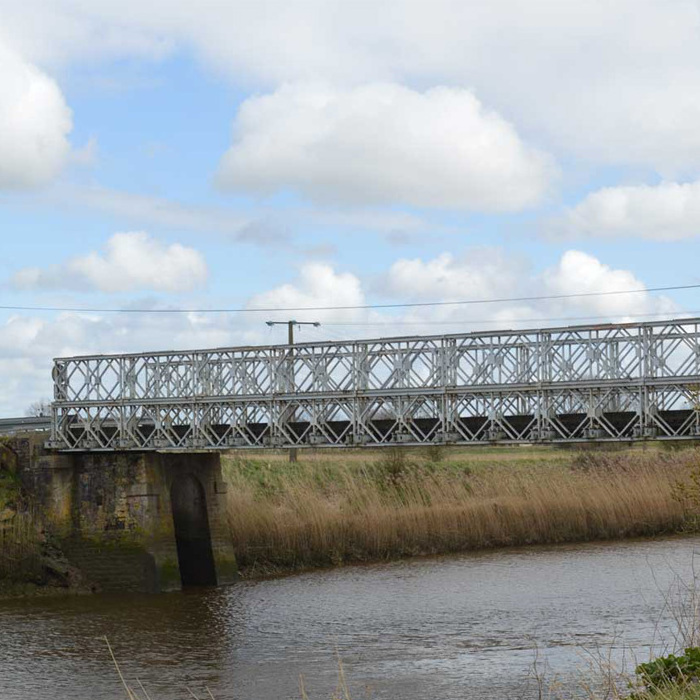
[266,320,321,462]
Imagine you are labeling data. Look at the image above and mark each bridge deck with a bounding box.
[48,317,700,450]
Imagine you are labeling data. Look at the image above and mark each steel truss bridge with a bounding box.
[48,317,700,451]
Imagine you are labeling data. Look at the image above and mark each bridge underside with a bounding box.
[50,387,700,451]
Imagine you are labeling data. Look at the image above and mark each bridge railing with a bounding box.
[48,317,700,450]
[0,416,51,435]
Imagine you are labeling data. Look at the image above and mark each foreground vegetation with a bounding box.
[223,443,700,577]
[633,689,700,700]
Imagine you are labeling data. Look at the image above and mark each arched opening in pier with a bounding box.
[170,474,217,586]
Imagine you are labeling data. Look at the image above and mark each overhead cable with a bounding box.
[0,282,698,315]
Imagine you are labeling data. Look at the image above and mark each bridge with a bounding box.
[48,316,700,451]
[6,315,700,594]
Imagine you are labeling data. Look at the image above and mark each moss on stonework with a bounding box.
[0,444,21,511]
[157,558,182,591]
[61,533,154,555]
[215,557,239,584]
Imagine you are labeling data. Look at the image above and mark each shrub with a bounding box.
[375,447,411,484]
[633,648,700,696]
[423,444,446,463]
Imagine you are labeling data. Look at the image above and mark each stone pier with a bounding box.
[8,433,238,593]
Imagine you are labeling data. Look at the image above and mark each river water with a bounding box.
[2,536,700,700]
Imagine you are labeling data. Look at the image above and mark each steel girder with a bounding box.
[48,317,700,450]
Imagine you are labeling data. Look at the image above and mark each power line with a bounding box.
[0,281,698,315]
[321,309,700,327]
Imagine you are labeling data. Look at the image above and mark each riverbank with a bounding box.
[0,511,92,598]
[223,443,700,578]
[3,442,700,592]
[0,441,91,596]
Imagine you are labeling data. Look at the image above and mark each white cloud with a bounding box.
[554,181,700,241]
[217,83,555,211]
[245,249,677,341]
[306,208,437,237]
[0,3,173,67]
[12,232,208,293]
[248,262,367,324]
[541,250,675,318]
[48,184,443,242]
[54,185,262,239]
[384,250,528,302]
[378,249,675,328]
[5,1,700,169]
[0,40,72,188]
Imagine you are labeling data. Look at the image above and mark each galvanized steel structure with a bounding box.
[48,317,700,451]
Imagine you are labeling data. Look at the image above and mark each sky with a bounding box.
[1,0,700,415]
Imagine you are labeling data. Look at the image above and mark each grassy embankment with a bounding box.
[4,442,700,588]
[223,443,700,578]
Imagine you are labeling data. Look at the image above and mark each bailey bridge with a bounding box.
[7,316,700,595]
[47,316,700,450]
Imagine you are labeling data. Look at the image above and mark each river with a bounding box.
[1,536,700,700]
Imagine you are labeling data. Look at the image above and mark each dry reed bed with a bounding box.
[224,447,698,575]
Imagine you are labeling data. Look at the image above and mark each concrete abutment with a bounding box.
[9,433,238,593]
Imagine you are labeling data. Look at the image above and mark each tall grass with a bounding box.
[224,446,697,576]
[632,688,700,700]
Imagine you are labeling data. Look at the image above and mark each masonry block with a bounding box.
[7,432,238,593]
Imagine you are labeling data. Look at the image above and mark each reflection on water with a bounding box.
[1,536,700,700]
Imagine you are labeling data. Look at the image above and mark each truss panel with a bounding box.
[49,317,700,450]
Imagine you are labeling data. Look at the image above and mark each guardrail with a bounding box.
[0,416,51,435]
